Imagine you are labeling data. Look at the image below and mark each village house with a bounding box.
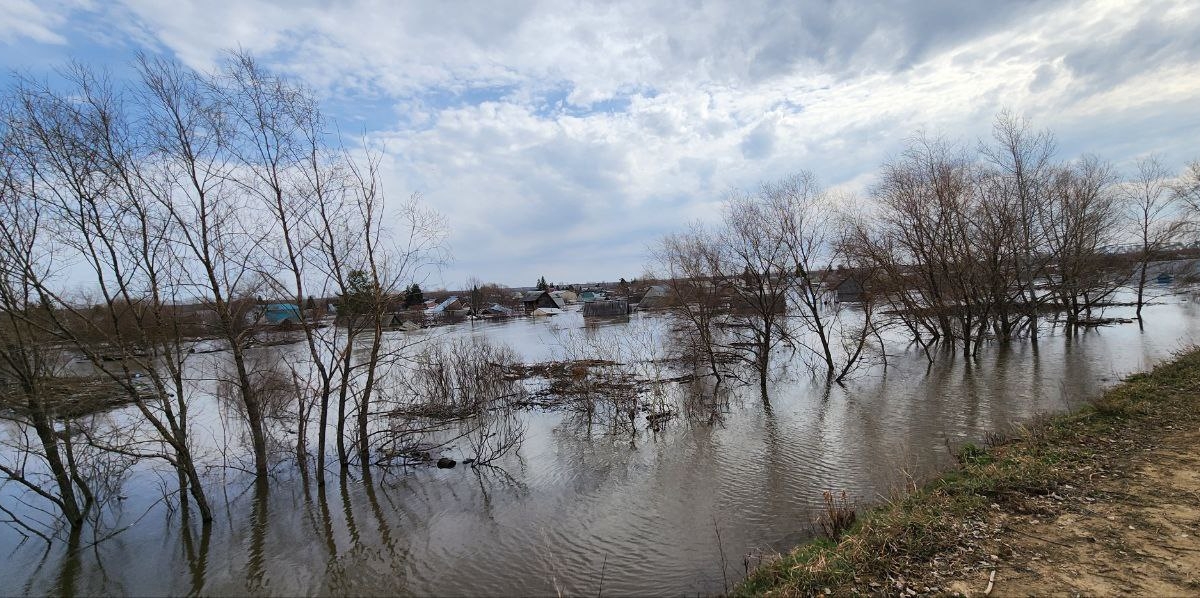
[551,289,578,304]
[479,303,515,318]
[263,303,302,325]
[582,300,630,317]
[635,284,670,309]
[831,274,865,303]
[521,290,566,312]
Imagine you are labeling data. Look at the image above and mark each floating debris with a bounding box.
[0,376,162,419]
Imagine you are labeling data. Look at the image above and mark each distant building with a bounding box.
[425,295,463,314]
[636,285,670,309]
[263,303,301,325]
[521,290,566,312]
[582,300,630,317]
[551,289,578,304]
[480,303,515,317]
[832,275,865,303]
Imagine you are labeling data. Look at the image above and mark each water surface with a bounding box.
[2,292,1198,596]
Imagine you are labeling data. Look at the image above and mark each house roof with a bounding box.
[643,284,668,297]
[426,295,460,313]
[482,303,514,315]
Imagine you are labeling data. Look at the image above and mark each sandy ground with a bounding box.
[950,425,1200,597]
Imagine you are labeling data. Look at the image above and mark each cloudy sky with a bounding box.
[3,0,1199,289]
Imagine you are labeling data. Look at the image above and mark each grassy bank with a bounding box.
[736,345,1200,596]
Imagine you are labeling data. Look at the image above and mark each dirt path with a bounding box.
[974,426,1200,597]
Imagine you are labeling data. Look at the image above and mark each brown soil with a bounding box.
[974,426,1200,597]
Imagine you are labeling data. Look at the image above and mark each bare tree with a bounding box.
[1123,155,1185,317]
[715,187,794,401]
[3,66,215,520]
[980,110,1058,339]
[1040,156,1123,324]
[860,135,994,356]
[0,152,91,532]
[650,223,727,384]
[135,55,274,479]
[1171,160,1200,240]
[764,173,876,381]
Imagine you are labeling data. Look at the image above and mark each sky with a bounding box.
[2,0,1200,290]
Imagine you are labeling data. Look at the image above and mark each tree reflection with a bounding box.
[244,478,268,595]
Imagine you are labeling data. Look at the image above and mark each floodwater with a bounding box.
[2,291,1199,596]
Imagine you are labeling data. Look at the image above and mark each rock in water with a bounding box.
[436,457,456,469]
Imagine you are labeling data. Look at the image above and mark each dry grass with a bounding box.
[817,490,857,541]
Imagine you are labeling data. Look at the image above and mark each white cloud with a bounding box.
[8,0,1200,286]
[0,0,78,45]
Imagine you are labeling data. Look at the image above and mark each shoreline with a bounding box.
[736,345,1200,596]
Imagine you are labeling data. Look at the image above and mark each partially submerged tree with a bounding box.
[1172,159,1200,240]
[653,172,879,400]
[715,186,795,401]
[0,156,92,533]
[979,110,1059,339]
[1,64,216,521]
[0,50,450,545]
[1123,156,1185,317]
[1039,156,1123,324]
[765,173,875,382]
[650,223,727,384]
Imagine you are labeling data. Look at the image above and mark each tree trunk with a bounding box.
[231,351,269,477]
[1136,255,1148,318]
[30,409,85,527]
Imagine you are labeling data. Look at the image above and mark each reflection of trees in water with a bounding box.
[244,478,269,595]
[180,517,212,596]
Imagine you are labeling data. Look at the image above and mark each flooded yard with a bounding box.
[3,294,1200,596]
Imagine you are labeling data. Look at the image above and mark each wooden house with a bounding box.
[521,290,565,312]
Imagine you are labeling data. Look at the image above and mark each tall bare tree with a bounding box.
[0,139,91,533]
[1172,160,1200,240]
[650,223,727,384]
[1040,156,1123,324]
[1123,155,1185,317]
[715,187,795,401]
[135,55,274,479]
[765,173,875,381]
[981,110,1058,339]
[3,67,216,520]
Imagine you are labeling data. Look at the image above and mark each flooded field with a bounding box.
[3,293,1199,596]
